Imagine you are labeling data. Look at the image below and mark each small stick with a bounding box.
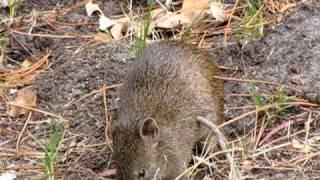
[102,84,113,151]
[196,116,242,180]
[224,0,240,45]
[303,111,312,152]
[16,112,33,150]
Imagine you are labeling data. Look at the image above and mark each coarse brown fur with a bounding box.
[112,42,224,180]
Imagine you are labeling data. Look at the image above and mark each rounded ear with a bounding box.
[139,118,159,139]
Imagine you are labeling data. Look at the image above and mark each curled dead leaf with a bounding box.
[6,87,36,117]
[210,2,228,22]
[85,1,117,33]
[99,15,116,31]
[85,0,102,16]
[110,23,126,40]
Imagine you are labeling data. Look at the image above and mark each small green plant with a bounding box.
[133,9,152,56]
[43,123,63,180]
[7,0,23,19]
[250,86,295,117]
[271,86,295,113]
[236,0,265,39]
[250,86,266,107]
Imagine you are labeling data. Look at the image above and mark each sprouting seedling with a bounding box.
[249,86,296,118]
[43,123,63,180]
[236,0,265,39]
[250,86,266,107]
[271,85,296,113]
[133,7,153,56]
[7,0,23,19]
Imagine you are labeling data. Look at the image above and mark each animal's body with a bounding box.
[112,42,224,180]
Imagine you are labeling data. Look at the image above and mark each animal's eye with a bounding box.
[138,169,146,178]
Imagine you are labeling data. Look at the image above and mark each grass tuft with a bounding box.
[236,0,265,39]
[43,123,63,180]
[133,9,152,56]
[250,86,296,117]
[7,0,23,19]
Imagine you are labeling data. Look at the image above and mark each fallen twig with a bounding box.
[16,112,33,150]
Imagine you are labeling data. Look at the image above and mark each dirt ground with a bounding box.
[0,0,320,179]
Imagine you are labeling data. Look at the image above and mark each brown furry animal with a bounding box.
[112,42,224,180]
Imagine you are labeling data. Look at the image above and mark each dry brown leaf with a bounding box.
[181,0,211,13]
[6,87,36,117]
[152,12,191,29]
[99,15,116,31]
[109,17,134,40]
[181,0,211,20]
[85,1,116,31]
[1,53,50,87]
[85,0,102,16]
[110,23,125,40]
[93,32,112,43]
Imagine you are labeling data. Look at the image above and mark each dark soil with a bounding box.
[0,0,319,179]
[210,2,320,131]
[212,2,320,103]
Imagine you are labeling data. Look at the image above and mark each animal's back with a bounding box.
[119,42,223,129]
